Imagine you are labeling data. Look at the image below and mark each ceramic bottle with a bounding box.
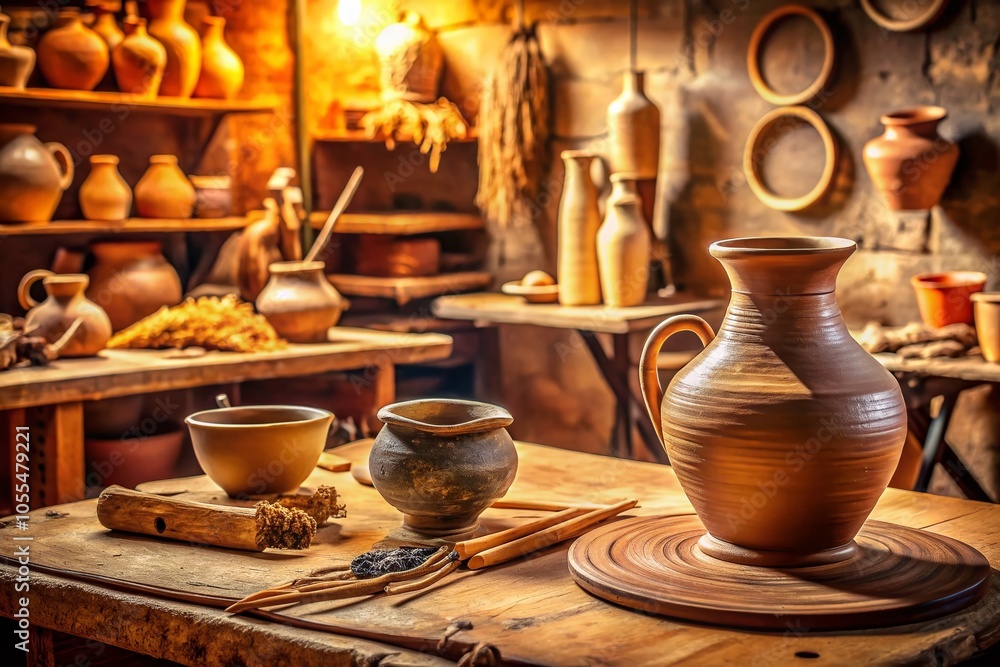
[607,70,660,179]
[256,261,344,343]
[89,1,124,52]
[193,16,243,100]
[0,124,74,223]
[113,17,166,98]
[36,8,109,90]
[557,150,602,306]
[147,0,201,98]
[86,241,183,330]
[18,270,113,357]
[134,155,196,218]
[79,155,132,221]
[597,175,651,307]
[0,11,35,89]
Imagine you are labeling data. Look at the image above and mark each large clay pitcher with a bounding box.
[0,124,74,223]
[256,261,344,343]
[36,8,109,90]
[597,175,650,307]
[557,150,602,305]
[193,16,243,100]
[18,270,112,357]
[0,11,35,89]
[639,237,906,567]
[862,106,959,211]
[147,0,201,98]
[113,17,166,98]
[86,241,183,331]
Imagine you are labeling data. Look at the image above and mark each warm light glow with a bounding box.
[338,0,362,26]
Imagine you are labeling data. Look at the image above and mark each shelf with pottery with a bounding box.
[328,272,493,306]
[0,86,277,116]
[308,210,484,235]
[0,216,251,236]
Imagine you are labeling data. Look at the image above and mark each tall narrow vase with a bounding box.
[607,70,661,179]
[598,175,651,307]
[557,150,602,306]
[0,11,35,89]
[147,0,201,98]
[193,16,243,100]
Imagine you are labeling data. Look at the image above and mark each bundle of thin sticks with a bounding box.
[226,498,636,614]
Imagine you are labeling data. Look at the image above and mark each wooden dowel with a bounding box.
[455,506,593,559]
[489,499,607,512]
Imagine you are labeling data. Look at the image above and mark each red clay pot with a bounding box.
[85,422,183,489]
[911,271,986,328]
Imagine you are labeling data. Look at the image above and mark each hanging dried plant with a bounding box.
[360,98,469,173]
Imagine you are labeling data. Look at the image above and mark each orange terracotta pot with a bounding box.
[973,293,1000,363]
[147,0,201,98]
[86,240,182,331]
[193,16,243,100]
[911,271,986,328]
[36,8,109,91]
[85,423,184,489]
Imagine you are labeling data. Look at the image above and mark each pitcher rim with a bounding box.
[378,398,513,436]
[710,236,856,259]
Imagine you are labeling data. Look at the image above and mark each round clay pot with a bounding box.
[557,150,602,306]
[36,8,109,90]
[0,11,35,89]
[85,422,184,489]
[370,399,518,540]
[0,124,74,223]
[256,261,344,343]
[374,12,442,102]
[189,174,233,218]
[79,155,132,221]
[598,174,651,307]
[86,240,183,331]
[147,0,201,98]
[912,271,986,328]
[639,237,907,567]
[863,106,959,211]
[193,16,243,100]
[113,17,166,98]
[18,270,112,357]
[973,293,1000,363]
[607,71,660,179]
[134,155,195,218]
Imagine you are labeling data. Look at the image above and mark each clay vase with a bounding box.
[79,155,132,221]
[972,293,1000,363]
[255,261,345,344]
[18,270,112,358]
[863,106,959,210]
[0,11,35,89]
[639,237,907,567]
[113,17,166,98]
[598,175,651,307]
[36,8,109,91]
[607,70,660,179]
[374,12,442,102]
[134,155,195,218]
[146,0,201,98]
[0,124,74,223]
[193,16,243,100]
[86,241,183,331]
[89,2,124,52]
[911,271,986,328]
[557,150,602,306]
[370,399,518,540]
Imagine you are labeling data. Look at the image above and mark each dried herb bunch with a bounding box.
[361,98,469,173]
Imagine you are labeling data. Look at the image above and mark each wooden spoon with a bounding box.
[305,166,364,262]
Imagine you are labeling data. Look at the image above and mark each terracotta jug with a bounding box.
[0,11,35,89]
[86,241,183,330]
[639,237,907,567]
[88,1,123,52]
[607,70,660,179]
[147,0,201,98]
[598,175,651,307]
[557,150,602,306]
[193,16,243,100]
[0,124,74,223]
[36,8,109,90]
[18,270,112,358]
[113,17,166,98]
[256,261,344,343]
[134,155,195,218]
[374,12,442,102]
[863,106,959,210]
[79,155,132,221]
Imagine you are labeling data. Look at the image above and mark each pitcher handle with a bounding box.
[45,142,74,191]
[18,269,54,310]
[638,315,717,447]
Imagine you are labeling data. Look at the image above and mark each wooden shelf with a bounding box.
[329,272,492,305]
[313,128,478,143]
[0,87,278,116]
[0,217,252,236]
[309,211,484,235]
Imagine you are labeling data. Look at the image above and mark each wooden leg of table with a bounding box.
[612,334,635,460]
[474,326,503,404]
[26,626,56,667]
[915,394,957,493]
[366,362,396,436]
[26,402,85,508]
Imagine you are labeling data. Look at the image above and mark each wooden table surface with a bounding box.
[2,440,998,666]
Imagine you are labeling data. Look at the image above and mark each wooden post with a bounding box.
[26,402,85,508]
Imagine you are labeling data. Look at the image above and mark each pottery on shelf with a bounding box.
[973,293,1000,363]
[193,16,243,100]
[557,150,602,306]
[0,124,74,223]
[18,270,113,358]
[598,174,651,307]
[911,271,986,329]
[147,0,201,98]
[255,261,345,344]
[86,241,183,331]
[374,12,442,103]
[370,399,518,540]
[639,237,907,567]
[134,155,196,218]
[86,423,184,489]
[113,17,166,98]
[79,155,132,221]
[36,8,109,91]
[88,0,124,52]
[607,70,660,180]
[189,174,233,218]
[863,106,959,211]
[0,11,35,89]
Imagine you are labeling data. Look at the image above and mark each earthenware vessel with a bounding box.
[86,241,182,330]
[973,293,1000,363]
[134,155,195,218]
[79,155,132,221]
[0,124,74,223]
[189,174,232,218]
[598,174,650,307]
[147,0,200,98]
[912,271,986,328]
[255,261,344,343]
[186,405,333,497]
[88,1,123,52]
[639,237,907,567]
[113,17,166,98]
[557,150,602,305]
[0,11,35,89]
[607,71,660,179]
[36,8,109,90]
[370,399,518,540]
[193,16,243,100]
[86,423,184,489]
[863,106,959,210]
[18,270,112,357]
[374,12,442,102]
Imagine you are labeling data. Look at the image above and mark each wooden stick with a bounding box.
[466,499,638,570]
[489,499,607,512]
[454,506,592,559]
[385,559,461,595]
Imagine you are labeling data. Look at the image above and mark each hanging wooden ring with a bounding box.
[747,5,835,106]
[860,0,947,32]
[743,106,838,213]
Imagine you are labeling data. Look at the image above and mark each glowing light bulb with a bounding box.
[338,0,362,26]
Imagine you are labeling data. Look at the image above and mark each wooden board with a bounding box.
[1,440,999,666]
[329,273,493,305]
[0,87,277,116]
[432,292,726,334]
[0,328,452,410]
[309,211,484,235]
[0,217,251,236]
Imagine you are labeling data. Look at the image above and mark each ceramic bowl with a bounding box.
[501,280,560,304]
[185,405,333,497]
[911,271,986,328]
[973,292,1000,363]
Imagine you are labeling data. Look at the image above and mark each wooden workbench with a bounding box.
[1,440,998,666]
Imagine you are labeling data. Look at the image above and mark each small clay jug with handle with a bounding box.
[255,261,345,343]
[79,155,132,221]
[0,11,35,89]
[557,150,602,305]
[598,174,651,307]
[0,124,74,223]
[19,270,112,358]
